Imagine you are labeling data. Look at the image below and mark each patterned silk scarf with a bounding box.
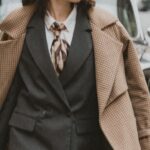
[50,22,70,76]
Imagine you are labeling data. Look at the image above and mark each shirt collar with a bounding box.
[45,5,77,32]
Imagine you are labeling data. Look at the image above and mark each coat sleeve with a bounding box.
[116,21,150,150]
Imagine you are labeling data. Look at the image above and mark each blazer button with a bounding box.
[42,110,47,115]
[40,110,47,118]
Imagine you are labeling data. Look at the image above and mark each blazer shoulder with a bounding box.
[89,6,119,29]
[0,4,36,39]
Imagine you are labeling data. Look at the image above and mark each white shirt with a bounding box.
[44,5,77,56]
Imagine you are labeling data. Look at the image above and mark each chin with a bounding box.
[70,0,81,3]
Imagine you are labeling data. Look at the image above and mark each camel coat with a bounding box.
[0,4,150,150]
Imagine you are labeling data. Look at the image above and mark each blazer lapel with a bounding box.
[59,9,92,87]
[26,10,70,109]
[90,22,123,115]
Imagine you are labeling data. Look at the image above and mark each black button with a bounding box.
[42,110,47,115]
[39,110,47,118]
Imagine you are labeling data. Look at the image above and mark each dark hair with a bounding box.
[22,0,95,15]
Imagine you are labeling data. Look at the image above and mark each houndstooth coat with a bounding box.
[0,4,150,150]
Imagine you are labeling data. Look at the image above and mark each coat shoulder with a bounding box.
[0,4,36,38]
[89,6,131,44]
[89,6,119,29]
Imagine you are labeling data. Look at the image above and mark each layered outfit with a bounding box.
[0,3,150,150]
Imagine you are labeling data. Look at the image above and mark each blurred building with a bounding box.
[0,0,22,20]
[138,0,150,11]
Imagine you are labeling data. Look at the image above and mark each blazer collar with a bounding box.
[25,7,92,108]
[25,9,72,110]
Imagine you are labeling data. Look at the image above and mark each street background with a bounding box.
[137,0,150,42]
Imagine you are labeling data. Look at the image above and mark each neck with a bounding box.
[48,0,73,22]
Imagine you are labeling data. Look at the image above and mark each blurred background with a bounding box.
[0,0,150,88]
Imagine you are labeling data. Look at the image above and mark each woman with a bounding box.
[0,0,150,149]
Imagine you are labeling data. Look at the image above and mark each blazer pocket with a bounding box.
[76,118,99,135]
[9,112,36,132]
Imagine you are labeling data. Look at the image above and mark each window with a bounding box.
[96,0,138,38]
[0,0,22,20]
[117,0,138,37]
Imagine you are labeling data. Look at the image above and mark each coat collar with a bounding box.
[88,6,118,30]
[25,8,71,110]
[0,4,118,39]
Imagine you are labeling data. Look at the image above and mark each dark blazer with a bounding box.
[0,4,150,150]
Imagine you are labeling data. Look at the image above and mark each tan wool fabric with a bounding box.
[0,4,150,150]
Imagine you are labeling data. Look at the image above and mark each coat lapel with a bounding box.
[25,10,71,109]
[59,9,92,87]
[90,18,123,115]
